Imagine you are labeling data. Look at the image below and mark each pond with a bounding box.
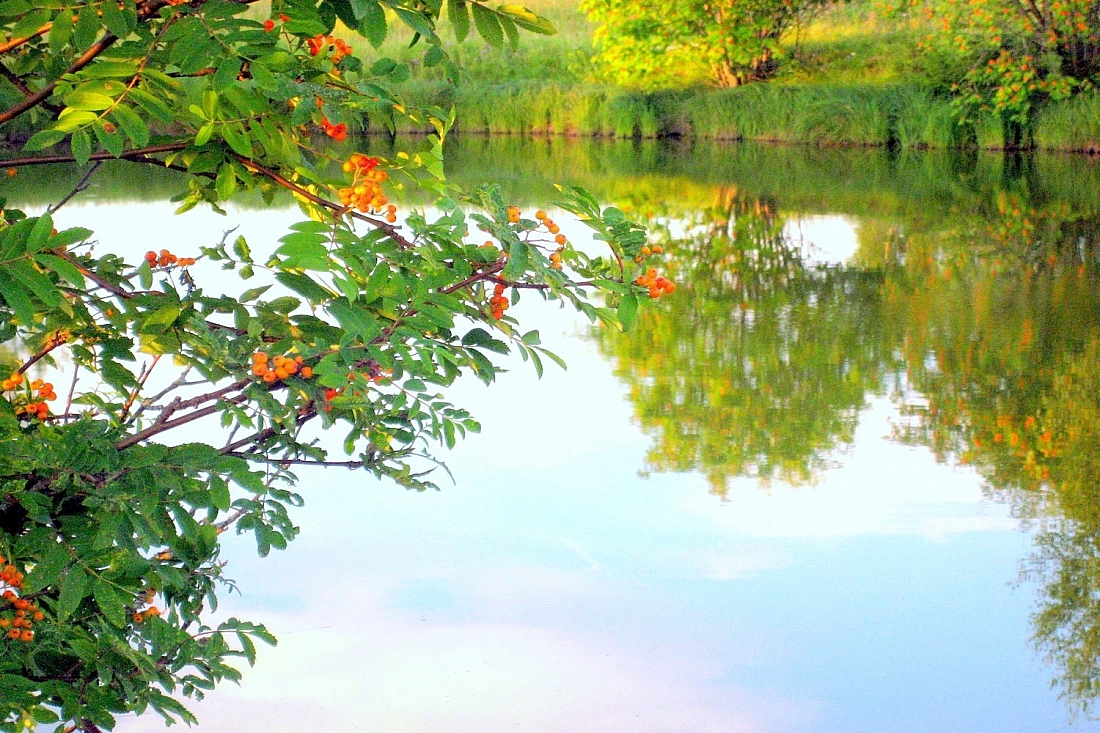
[7,138,1100,731]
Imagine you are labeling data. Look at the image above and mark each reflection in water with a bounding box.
[596,190,893,492]
[594,159,1100,716]
[9,138,1100,724]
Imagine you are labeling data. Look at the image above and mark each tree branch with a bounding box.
[233,155,416,249]
[0,142,189,168]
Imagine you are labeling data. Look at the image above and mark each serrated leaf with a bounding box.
[617,293,638,331]
[22,129,65,152]
[470,2,503,46]
[358,0,387,47]
[448,0,470,42]
[94,580,128,628]
[70,128,92,166]
[111,103,150,146]
[57,567,89,621]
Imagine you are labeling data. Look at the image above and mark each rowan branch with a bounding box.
[0,142,189,168]
[233,155,417,249]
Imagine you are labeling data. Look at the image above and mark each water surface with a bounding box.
[10,138,1100,731]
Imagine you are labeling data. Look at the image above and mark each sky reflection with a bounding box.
[35,194,1092,732]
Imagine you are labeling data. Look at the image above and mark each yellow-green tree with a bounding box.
[581,0,830,89]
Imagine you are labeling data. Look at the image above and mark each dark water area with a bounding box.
[9,137,1100,730]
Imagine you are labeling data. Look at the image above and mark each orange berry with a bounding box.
[132,612,144,624]
[535,209,547,220]
[19,630,32,642]
[145,251,157,263]
[5,168,15,177]
[548,223,560,235]
[262,372,277,383]
[6,629,18,639]
[300,366,314,379]
[652,245,663,254]
[554,234,567,245]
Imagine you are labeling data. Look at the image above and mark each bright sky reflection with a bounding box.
[47,198,1091,733]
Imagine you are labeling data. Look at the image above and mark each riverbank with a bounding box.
[364,80,1100,153]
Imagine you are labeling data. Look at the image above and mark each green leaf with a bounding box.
[194,122,214,146]
[94,580,128,628]
[57,567,89,621]
[73,5,100,51]
[0,272,35,323]
[275,271,332,304]
[142,304,182,331]
[470,2,503,47]
[209,476,232,511]
[53,110,97,132]
[26,212,54,253]
[111,103,150,146]
[617,293,639,331]
[36,253,87,287]
[138,260,152,289]
[83,61,140,78]
[394,7,436,40]
[22,129,65,152]
[358,0,387,47]
[220,122,253,157]
[216,163,237,200]
[70,128,92,166]
[49,7,73,52]
[498,14,519,48]
[448,0,470,42]
[9,260,64,308]
[499,4,556,34]
[64,91,115,111]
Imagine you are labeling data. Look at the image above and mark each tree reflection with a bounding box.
[595,174,1100,716]
[596,189,895,495]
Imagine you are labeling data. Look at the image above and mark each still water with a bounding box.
[9,139,1100,731]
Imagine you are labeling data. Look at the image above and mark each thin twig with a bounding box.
[47,161,103,214]
[118,355,161,422]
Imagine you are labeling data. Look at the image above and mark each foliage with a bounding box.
[581,0,832,90]
[595,190,893,494]
[0,1,659,730]
[897,0,1100,139]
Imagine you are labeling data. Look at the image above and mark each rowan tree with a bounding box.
[0,1,663,729]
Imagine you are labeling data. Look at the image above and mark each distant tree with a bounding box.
[581,0,830,89]
[901,0,1100,141]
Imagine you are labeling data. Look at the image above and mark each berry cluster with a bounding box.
[307,34,353,62]
[132,589,161,624]
[251,352,312,383]
[145,249,196,268]
[634,268,676,299]
[633,244,663,262]
[0,557,39,644]
[489,282,510,320]
[320,116,348,142]
[2,375,56,420]
[533,209,568,269]
[338,154,395,219]
[262,13,289,32]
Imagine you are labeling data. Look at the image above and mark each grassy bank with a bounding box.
[362,80,1100,153]
[348,0,1100,152]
